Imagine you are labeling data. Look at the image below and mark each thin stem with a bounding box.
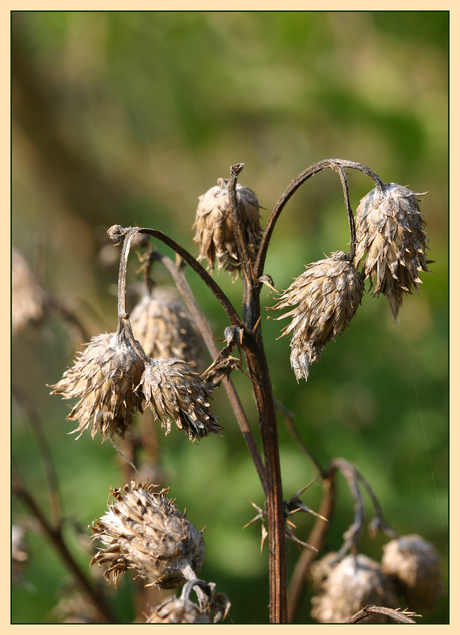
[154,251,268,496]
[255,159,385,279]
[226,162,254,281]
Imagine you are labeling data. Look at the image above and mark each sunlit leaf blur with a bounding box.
[12,11,448,624]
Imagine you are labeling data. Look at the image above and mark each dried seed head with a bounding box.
[272,251,363,381]
[146,597,210,623]
[139,358,222,440]
[12,248,49,335]
[50,325,144,440]
[381,534,442,612]
[353,183,431,320]
[311,553,400,624]
[90,479,206,590]
[130,287,206,371]
[193,178,261,277]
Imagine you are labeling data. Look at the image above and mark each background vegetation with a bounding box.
[12,10,448,624]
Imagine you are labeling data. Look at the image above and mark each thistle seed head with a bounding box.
[12,248,49,335]
[353,183,431,320]
[50,325,144,440]
[130,287,206,371]
[311,553,400,623]
[146,597,210,623]
[381,534,442,612]
[193,178,261,277]
[138,358,223,440]
[90,479,206,590]
[272,251,363,381]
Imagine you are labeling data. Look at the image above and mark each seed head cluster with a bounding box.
[90,479,206,590]
[354,183,431,320]
[272,251,363,381]
[193,178,261,277]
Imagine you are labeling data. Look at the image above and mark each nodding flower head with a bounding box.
[272,251,363,381]
[193,178,261,278]
[50,324,144,441]
[90,479,206,590]
[354,183,431,320]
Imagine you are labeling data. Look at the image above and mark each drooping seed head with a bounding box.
[311,553,400,623]
[353,183,431,320]
[146,597,210,623]
[130,286,206,371]
[90,479,206,590]
[193,178,261,277]
[272,251,363,381]
[381,534,442,612]
[138,357,223,440]
[49,324,144,440]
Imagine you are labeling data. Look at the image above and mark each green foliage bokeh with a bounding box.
[12,10,448,624]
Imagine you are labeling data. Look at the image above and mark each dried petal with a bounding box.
[90,479,205,590]
[50,325,144,440]
[354,183,431,320]
[193,178,261,277]
[138,357,223,440]
[272,251,363,381]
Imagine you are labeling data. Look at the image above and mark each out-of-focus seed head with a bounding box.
[146,597,210,623]
[353,183,431,320]
[49,326,145,441]
[193,178,261,277]
[12,525,29,585]
[272,251,363,381]
[90,479,206,590]
[138,358,223,440]
[12,248,49,336]
[130,287,206,371]
[311,553,400,624]
[381,534,442,612]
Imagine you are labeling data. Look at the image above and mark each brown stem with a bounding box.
[12,467,117,623]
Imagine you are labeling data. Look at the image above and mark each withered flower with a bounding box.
[12,247,49,335]
[272,251,363,381]
[138,357,222,440]
[353,183,431,320]
[146,596,210,624]
[193,178,261,277]
[90,479,205,590]
[130,286,206,371]
[381,534,442,612]
[50,323,144,441]
[311,553,400,624]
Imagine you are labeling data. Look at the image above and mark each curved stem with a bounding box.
[255,159,385,279]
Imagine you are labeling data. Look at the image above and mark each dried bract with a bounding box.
[130,286,206,371]
[311,553,400,623]
[381,534,442,612]
[90,479,206,589]
[146,597,210,623]
[50,325,144,440]
[353,183,431,320]
[193,178,261,277]
[12,248,49,335]
[272,251,363,381]
[138,358,223,440]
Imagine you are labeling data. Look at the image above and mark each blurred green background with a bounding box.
[12,10,448,624]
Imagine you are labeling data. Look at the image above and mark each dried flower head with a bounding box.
[311,553,400,624]
[12,248,49,336]
[381,534,442,612]
[193,178,261,276]
[130,287,206,371]
[90,479,205,589]
[50,324,144,440]
[138,358,222,440]
[353,183,431,320]
[272,251,363,381]
[146,597,210,624]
